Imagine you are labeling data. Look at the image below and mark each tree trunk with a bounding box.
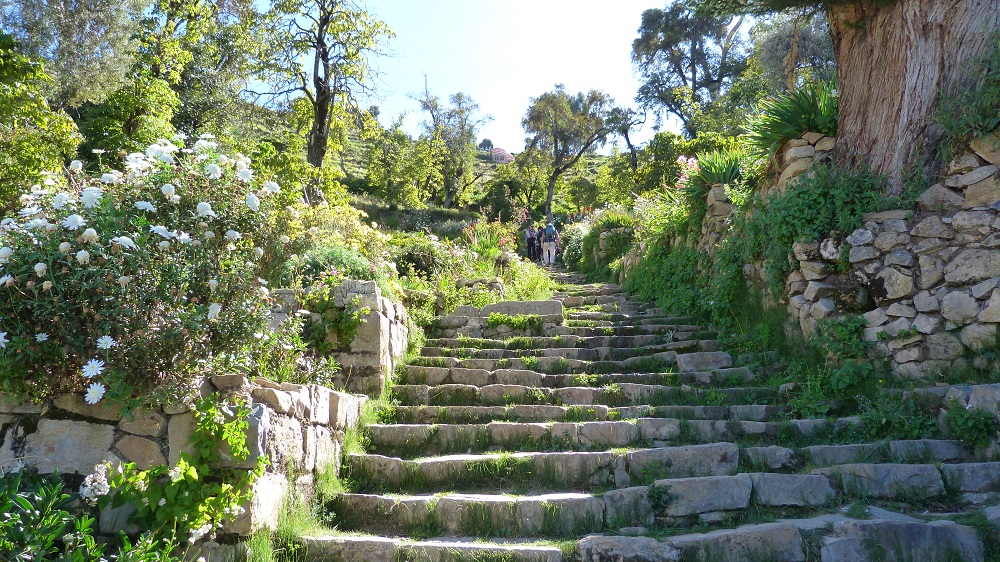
[545,173,557,223]
[828,0,1000,192]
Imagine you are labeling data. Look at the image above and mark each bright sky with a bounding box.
[363,0,665,154]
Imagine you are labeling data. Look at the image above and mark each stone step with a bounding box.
[299,536,562,562]
[392,382,787,409]
[345,443,739,494]
[331,492,605,538]
[418,339,712,361]
[424,334,682,351]
[813,461,1000,502]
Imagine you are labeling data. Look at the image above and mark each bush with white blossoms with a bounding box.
[0,136,285,405]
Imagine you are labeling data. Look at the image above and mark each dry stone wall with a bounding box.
[274,279,410,396]
[0,376,365,535]
[782,133,1000,377]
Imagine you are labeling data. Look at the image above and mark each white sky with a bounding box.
[362,0,667,154]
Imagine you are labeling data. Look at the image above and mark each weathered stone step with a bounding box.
[424,333,680,351]
[565,312,697,325]
[299,535,562,562]
[742,440,970,472]
[331,492,605,537]
[418,339,712,361]
[345,443,739,494]
[813,461,1000,503]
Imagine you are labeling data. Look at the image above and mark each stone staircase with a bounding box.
[300,271,998,561]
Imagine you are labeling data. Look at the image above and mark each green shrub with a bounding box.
[623,244,709,316]
[746,82,839,163]
[560,221,590,270]
[859,395,938,441]
[937,35,1000,158]
[946,403,1000,449]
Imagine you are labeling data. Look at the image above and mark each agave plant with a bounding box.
[746,82,839,163]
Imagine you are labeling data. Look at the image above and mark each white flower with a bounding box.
[308,227,319,236]
[175,232,192,244]
[52,193,72,209]
[135,201,157,212]
[91,149,106,155]
[36,333,49,342]
[204,231,216,240]
[158,498,167,506]
[75,250,90,264]
[79,228,99,244]
[84,382,106,405]
[150,225,172,238]
[62,214,86,230]
[169,194,181,204]
[161,183,176,197]
[225,230,242,240]
[172,133,188,142]
[157,152,173,164]
[279,235,291,244]
[193,139,218,152]
[19,205,41,217]
[25,218,48,230]
[81,359,105,378]
[80,187,103,208]
[188,523,213,544]
[199,133,215,140]
[99,173,119,184]
[158,240,171,251]
[34,263,47,277]
[218,155,230,166]
[206,164,222,179]
[258,286,269,299]
[42,281,52,291]
[79,464,110,505]
[245,192,260,212]
[96,336,115,349]
[262,181,281,195]
[44,223,57,232]
[0,275,12,286]
[237,168,253,183]
[254,247,264,258]
[117,275,132,289]
[196,202,216,217]
[0,332,8,348]
[208,279,218,292]
[58,242,72,254]
[207,302,222,320]
[69,160,83,173]
[111,236,137,250]
[0,247,12,263]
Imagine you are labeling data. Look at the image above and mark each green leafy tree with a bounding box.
[697,0,1000,190]
[632,0,747,137]
[478,138,494,152]
[0,0,142,108]
[0,33,80,212]
[522,85,613,222]
[752,11,835,92]
[77,72,179,160]
[269,0,392,204]
[362,113,437,206]
[417,86,490,208]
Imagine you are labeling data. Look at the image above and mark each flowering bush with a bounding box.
[461,219,517,273]
[0,135,285,406]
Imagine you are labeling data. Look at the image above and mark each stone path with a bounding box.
[300,271,997,561]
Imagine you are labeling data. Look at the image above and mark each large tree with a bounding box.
[269,0,391,203]
[698,0,1000,190]
[522,85,613,222]
[417,86,489,208]
[0,0,142,109]
[632,1,747,137]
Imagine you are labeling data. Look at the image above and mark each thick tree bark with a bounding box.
[545,174,557,223]
[828,0,1000,192]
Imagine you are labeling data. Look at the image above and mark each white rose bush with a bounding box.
[0,137,284,406]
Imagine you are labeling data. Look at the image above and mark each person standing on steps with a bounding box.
[525,224,537,261]
[541,222,559,266]
[535,224,545,262]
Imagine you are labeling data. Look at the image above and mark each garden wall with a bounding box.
[274,279,410,396]
[0,376,365,535]
[704,131,1000,378]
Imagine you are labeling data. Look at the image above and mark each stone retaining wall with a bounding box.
[0,376,365,535]
[784,134,1000,377]
[274,279,410,396]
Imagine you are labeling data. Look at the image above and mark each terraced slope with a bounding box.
[301,271,998,562]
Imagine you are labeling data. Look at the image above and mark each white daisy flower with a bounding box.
[0,247,12,263]
[175,232,192,244]
[279,235,291,244]
[208,279,218,292]
[207,302,222,320]
[36,333,48,342]
[82,358,105,378]
[263,181,281,194]
[80,187,103,208]
[111,236,137,250]
[150,225,172,238]
[62,214,86,230]
[96,336,115,349]
[34,263,47,277]
[245,192,260,212]
[206,164,223,179]
[196,202,216,217]
[52,193,72,209]
[84,382,106,405]
[69,160,83,172]
[117,275,132,289]
[99,173,119,184]
[19,205,41,217]
[75,250,90,264]
[0,331,8,348]
[158,240,170,251]
[237,168,253,183]
[161,184,176,197]
[135,201,157,212]
[79,228,99,244]
[58,242,72,254]
[0,274,12,286]
[225,230,242,240]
